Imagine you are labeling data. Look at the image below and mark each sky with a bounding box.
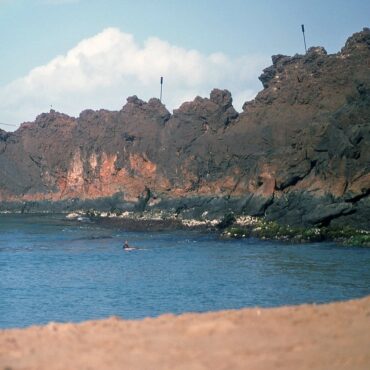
[0,0,369,130]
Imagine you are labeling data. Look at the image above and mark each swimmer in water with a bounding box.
[123,240,135,251]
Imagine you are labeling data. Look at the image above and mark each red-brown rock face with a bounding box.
[0,29,369,228]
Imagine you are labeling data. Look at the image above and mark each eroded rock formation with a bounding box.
[0,28,369,228]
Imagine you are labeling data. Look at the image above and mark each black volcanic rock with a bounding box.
[0,28,369,229]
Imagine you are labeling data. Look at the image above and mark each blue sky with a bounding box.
[0,0,368,128]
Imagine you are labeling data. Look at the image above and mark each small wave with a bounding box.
[77,216,92,222]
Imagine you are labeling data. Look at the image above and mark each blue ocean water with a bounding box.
[0,214,369,328]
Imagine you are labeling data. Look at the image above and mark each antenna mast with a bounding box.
[301,24,307,53]
[160,76,163,102]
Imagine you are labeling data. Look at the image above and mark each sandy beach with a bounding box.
[0,296,369,370]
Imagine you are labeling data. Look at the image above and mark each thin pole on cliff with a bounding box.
[160,76,163,102]
[301,24,307,53]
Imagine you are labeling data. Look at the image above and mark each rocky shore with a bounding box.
[63,210,370,246]
[1,296,369,370]
[3,208,369,246]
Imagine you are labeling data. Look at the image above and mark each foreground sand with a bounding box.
[1,297,369,370]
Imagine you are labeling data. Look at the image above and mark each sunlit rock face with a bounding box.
[0,29,369,228]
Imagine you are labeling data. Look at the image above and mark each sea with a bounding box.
[0,214,369,329]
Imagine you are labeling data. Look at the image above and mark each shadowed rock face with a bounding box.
[0,28,369,228]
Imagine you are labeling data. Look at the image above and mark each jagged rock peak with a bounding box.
[122,95,171,123]
[259,47,327,89]
[271,54,289,65]
[147,98,171,122]
[210,88,233,108]
[341,27,370,53]
[30,110,75,129]
[173,89,238,129]
[259,65,276,89]
[148,97,164,107]
[176,89,234,114]
[79,109,98,120]
[123,95,168,111]
[126,95,145,106]
[258,29,369,90]
[78,109,113,122]
[306,46,327,56]
[175,96,207,114]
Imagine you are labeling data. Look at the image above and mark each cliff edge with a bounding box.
[0,28,369,229]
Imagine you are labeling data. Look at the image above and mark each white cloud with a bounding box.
[0,28,269,128]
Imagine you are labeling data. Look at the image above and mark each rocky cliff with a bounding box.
[1,28,369,228]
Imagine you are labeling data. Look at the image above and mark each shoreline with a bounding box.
[1,295,369,370]
[73,212,370,247]
[2,210,370,246]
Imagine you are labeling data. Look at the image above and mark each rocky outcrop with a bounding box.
[0,28,369,229]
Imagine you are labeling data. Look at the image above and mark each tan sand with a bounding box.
[0,296,369,370]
